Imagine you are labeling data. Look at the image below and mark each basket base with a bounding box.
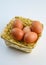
[5,40,32,53]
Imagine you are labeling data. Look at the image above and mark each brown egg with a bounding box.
[23,26,31,34]
[31,21,43,34]
[11,28,24,41]
[24,32,38,43]
[13,19,23,29]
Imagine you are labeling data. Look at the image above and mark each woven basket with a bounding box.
[1,16,43,53]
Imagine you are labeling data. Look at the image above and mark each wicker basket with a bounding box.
[1,16,43,53]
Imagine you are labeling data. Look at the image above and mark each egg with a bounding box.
[11,28,24,41]
[13,19,23,29]
[24,32,38,43]
[31,21,43,34]
[23,26,31,34]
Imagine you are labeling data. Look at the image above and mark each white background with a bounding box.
[0,0,46,65]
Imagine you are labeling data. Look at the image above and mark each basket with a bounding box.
[1,16,43,53]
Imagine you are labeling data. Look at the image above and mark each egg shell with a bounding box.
[11,28,24,41]
[23,26,31,34]
[13,19,23,29]
[31,21,43,34]
[24,32,38,43]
